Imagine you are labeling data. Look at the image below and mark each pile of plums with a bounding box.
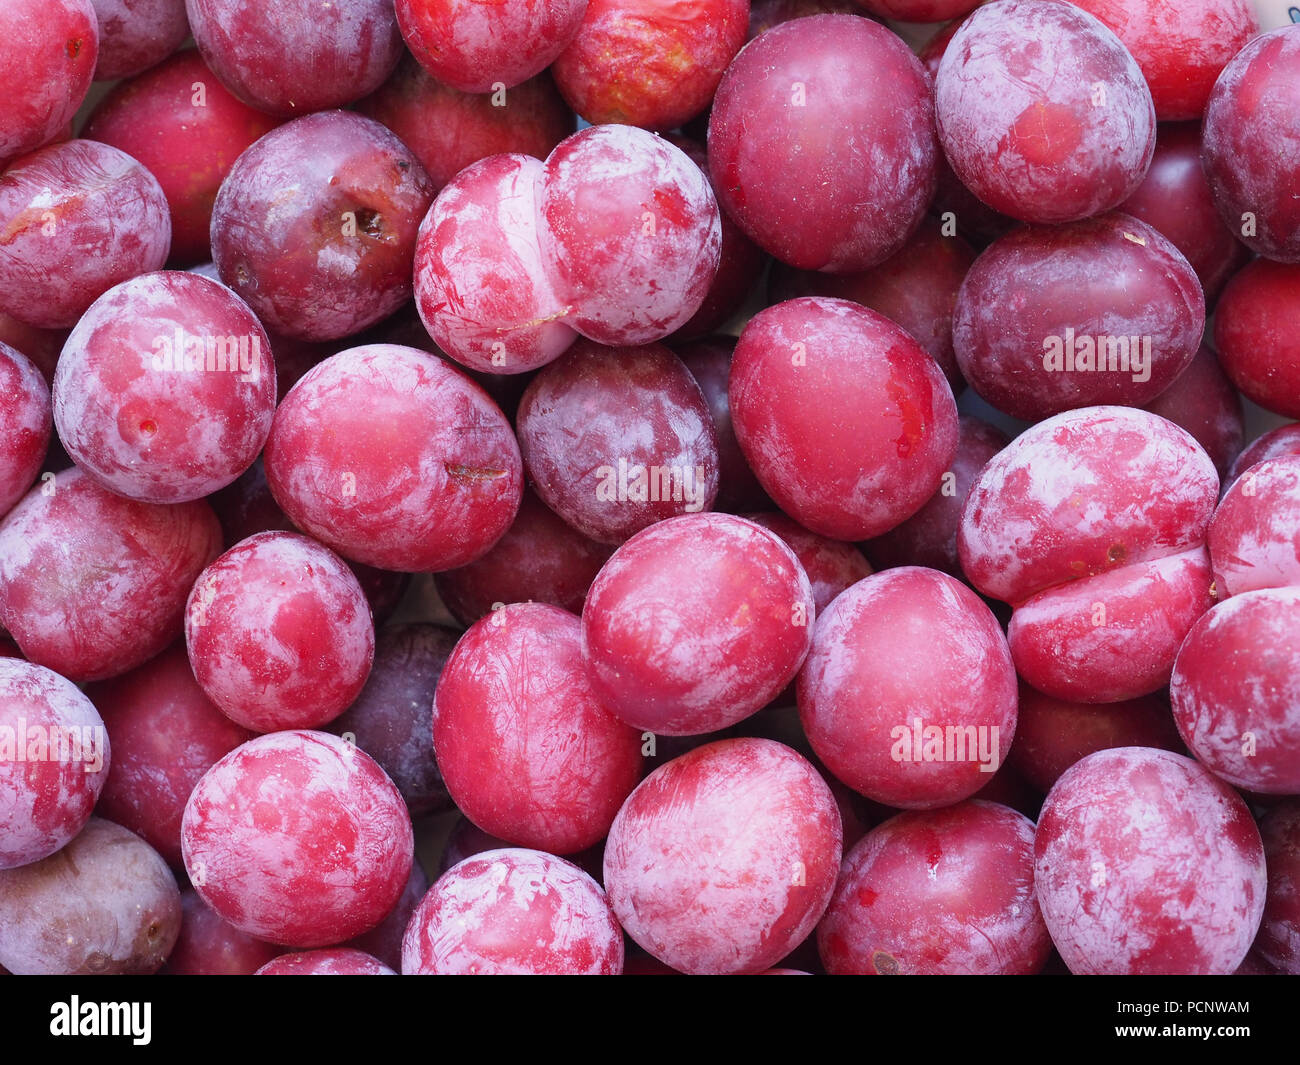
[0,0,1298,977]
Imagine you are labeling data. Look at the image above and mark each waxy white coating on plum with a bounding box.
[402,847,623,975]
[256,948,395,976]
[187,0,404,115]
[0,343,50,519]
[960,407,1219,702]
[53,271,276,504]
[0,0,1288,985]
[89,0,188,81]
[935,0,1156,224]
[604,738,841,975]
[582,513,815,735]
[211,111,435,341]
[433,602,641,853]
[818,801,1051,975]
[517,339,719,544]
[0,140,170,330]
[797,567,1017,809]
[1035,747,1265,975]
[0,0,98,162]
[181,730,413,947]
[540,124,722,345]
[1209,455,1300,596]
[1170,588,1300,794]
[731,297,959,542]
[1007,546,1215,702]
[952,213,1205,421]
[0,467,221,682]
[0,659,108,870]
[1202,27,1300,263]
[414,154,577,374]
[958,406,1219,605]
[184,532,375,733]
[708,14,938,273]
[396,0,588,94]
[264,343,523,573]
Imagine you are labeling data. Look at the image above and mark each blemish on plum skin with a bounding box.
[67,39,82,59]
[1107,542,1127,565]
[445,463,507,483]
[354,208,383,237]
[886,384,925,458]
[872,949,900,974]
